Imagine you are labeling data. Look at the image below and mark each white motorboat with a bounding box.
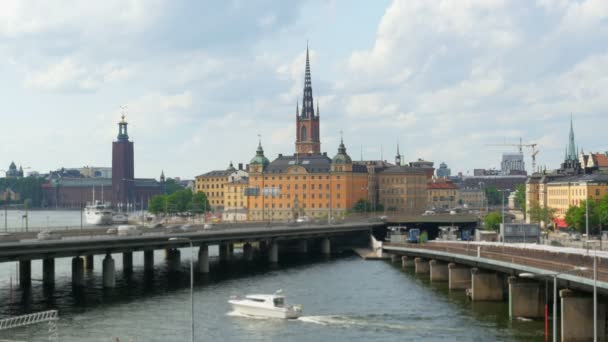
[84,201,113,225]
[112,212,128,224]
[228,290,302,319]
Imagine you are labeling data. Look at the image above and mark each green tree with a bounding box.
[528,202,557,227]
[565,199,601,234]
[148,195,166,215]
[484,186,501,206]
[484,211,502,231]
[514,184,526,219]
[166,188,193,213]
[164,178,184,195]
[191,192,210,213]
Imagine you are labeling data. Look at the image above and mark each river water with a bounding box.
[0,212,544,341]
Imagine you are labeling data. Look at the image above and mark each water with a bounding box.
[0,211,545,341]
[0,209,90,231]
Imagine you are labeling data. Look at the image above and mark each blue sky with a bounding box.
[1,0,607,179]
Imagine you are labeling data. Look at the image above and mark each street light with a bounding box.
[168,237,194,342]
[520,266,588,342]
[498,189,511,242]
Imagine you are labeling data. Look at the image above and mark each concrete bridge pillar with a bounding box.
[123,252,133,273]
[42,258,55,287]
[470,268,503,301]
[401,256,415,268]
[219,244,229,262]
[429,260,448,282]
[144,250,154,272]
[84,255,94,270]
[198,245,209,273]
[269,241,278,264]
[102,254,115,288]
[560,289,606,341]
[19,260,31,289]
[414,257,429,274]
[167,249,181,272]
[228,244,234,260]
[508,276,543,319]
[297,240,308,254]
[390,254,398,263]
[448,263,471,290]
[71,257,84,287]
[243,243,253,261]
[321,237,331,255]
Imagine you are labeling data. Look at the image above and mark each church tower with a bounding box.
[295,45,321,155]
[112,114,135,206]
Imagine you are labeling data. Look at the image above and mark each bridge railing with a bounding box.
[386,241,608,282]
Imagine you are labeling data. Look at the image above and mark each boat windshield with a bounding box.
[273,297,284,307]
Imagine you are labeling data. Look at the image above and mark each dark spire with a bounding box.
[567,114,576,161]
[296,101,299,117]
[317,102,320,117]
[395,141,401,166]
[301,44,315,119]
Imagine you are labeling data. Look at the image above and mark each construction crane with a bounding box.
[485,138,540,172]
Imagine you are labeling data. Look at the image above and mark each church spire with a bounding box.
[395,141,401,166]
[296,101,299,117]
[567,114,577,161]
[301,44,315,119]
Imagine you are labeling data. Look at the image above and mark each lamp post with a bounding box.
[497,189,510,242]
[520,266,588,342]
[168,237,194,342]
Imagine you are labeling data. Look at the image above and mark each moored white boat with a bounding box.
[84,201,113,225]
[228,290,302,319]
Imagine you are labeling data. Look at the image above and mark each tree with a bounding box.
[352,199,372,212]
[148,195,166,215]
[484,211,502,231]
[484,186,501,206]
[565,199,601,234]
[166,189,193,213]
[191,192,210,213]
[514,184,526,219]
[164,178,184,195]
[528,203,557,227]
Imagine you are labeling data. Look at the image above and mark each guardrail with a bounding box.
[0,310,58,330]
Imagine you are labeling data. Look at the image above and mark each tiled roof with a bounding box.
[378,166,427,175]
[427,181,459,190]
[547,173,608,185]
[198,170,233,178]
[593,153,608,167]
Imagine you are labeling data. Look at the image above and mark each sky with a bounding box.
[1,0,607,180]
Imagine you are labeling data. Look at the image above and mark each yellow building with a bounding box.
[545,174,608,218]
[460,188,486,209]
[223,178,249,221]
[247,139,369,221]
[377,166,427,214]
[427,178,460,210]
[194,162,240,211]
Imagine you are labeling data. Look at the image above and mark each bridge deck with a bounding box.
[0,223,377,262]
[384,241,608,294]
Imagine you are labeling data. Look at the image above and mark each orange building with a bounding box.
[248,138,368,221]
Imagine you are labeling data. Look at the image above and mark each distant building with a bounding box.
[223,176,250,221]
[0,188,20,202]
[195,162,245,212]
[80,166,112,178]
[42,117,161,208]
[427,178,460,210]
[5,162,23,178]
[545,174,608,218]
[377,165,427,214]
[580,151,608,173]
[459,188,486,209]
[409,159,435,179]
[501,152,526,175]
[436,162,451,178]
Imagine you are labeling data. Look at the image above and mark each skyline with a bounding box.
[1,0,608,179]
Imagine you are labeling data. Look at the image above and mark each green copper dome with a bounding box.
[250,141,270,167]
[332,138,352,164]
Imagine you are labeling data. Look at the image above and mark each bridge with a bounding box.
[1,222,377,292]
[383,241,607,341]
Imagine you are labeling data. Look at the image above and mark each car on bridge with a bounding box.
[37,231,62,241]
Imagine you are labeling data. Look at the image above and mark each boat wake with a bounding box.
[226,311,279,320]
[297,315,420,331]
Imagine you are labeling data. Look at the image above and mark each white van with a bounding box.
[117,225,141,236]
